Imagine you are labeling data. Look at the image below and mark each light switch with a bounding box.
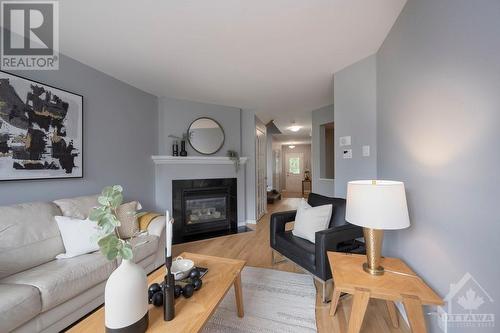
[343,149,352,159]
[339,136,351,146]
[362,145,370,157]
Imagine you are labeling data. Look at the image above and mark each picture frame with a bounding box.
[0,71,83,181]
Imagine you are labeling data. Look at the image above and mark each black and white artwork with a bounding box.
[0,72,83,181]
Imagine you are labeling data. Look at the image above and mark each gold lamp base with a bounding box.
[362,262,384,276]
[362,228,385,276]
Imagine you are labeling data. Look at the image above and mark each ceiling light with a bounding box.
[287,125,301,132]
[289,145,296,149]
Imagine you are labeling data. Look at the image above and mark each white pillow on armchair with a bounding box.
[292,199,333,243]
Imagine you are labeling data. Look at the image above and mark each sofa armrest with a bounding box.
[147,215,166,237]
[270,210,296,247]
[314,224,364,280]
[146,215,166,270]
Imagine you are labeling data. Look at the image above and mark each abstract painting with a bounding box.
[0,72,83,180]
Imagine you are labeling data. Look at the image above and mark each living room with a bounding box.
[0,0,498,333]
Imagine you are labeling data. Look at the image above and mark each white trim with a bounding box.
[245,219,257,224]
[152,156,248,165]
[318,178,335,182]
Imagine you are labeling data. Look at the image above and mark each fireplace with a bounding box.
[172,178,237,243]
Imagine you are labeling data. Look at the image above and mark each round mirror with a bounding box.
[187,117,225,155]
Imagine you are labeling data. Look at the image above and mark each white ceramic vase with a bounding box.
[105,259,149,333]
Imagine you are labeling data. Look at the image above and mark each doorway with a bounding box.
[285,151,304,194]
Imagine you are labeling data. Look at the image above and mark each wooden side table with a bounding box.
[327,252,443,333]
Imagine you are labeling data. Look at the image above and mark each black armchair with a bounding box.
[270,193,364,301]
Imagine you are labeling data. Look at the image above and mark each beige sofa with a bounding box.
[0,198,165,333]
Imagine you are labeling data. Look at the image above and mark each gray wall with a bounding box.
[311,105,335,197]
[158,97,241,156]
[334,55,377,198]
[0,54,158,209]
[377,0,500,331]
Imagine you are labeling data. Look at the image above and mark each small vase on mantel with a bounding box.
[180,140,188,156]
[105,259,149,333]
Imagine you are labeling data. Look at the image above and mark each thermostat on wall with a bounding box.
[343,149,352,159]
[339,136,351,146]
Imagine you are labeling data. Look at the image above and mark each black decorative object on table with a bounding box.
[192,277,203,291]
[163,256,175,321]
[174,285,182,298]
[147,266,206,311]
[148,283,162,303]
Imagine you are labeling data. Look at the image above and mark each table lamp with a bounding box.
[346,180,410,276]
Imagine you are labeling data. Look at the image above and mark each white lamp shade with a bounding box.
[346,180,410,230]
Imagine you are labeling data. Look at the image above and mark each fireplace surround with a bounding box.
[172,178,238,244]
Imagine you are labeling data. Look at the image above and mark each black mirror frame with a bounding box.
[187,117,225,155]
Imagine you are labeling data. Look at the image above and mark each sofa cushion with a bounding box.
[116,201,142,239]
[275,231,316,273]
[0,283,42,332]
[1,252,116,311]
[53,194,99,219]
[117,234,159,265]
[0,202,65,279]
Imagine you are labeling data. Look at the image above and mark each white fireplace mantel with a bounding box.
[151,155,248,165]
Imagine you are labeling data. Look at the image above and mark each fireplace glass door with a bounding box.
[185,196,227,225]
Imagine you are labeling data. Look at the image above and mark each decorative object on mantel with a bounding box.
[0,71,83,181]
[180,140,187,156]
[226,150,241,172]
[168,134,187,157]
[172,140,179,156]
[89,185,148,333]
[188,117,225,155]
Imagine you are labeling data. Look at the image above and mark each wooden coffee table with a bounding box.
[68,252,246,333]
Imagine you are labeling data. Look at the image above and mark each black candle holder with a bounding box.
[163,256,175,321]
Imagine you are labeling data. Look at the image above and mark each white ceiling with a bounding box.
[59,0,405,127]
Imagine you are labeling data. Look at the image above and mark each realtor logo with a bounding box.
[437,272,495,332]
[1,1,59,70]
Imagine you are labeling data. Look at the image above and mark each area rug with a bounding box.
[203,266,317,332]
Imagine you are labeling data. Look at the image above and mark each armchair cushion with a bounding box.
[270,210,296,246]
[292,199,332,243]
[315,224,364,280]
[275,231,316,273]
[307,193,347,227]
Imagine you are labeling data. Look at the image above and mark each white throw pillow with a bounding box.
[292,199,333,244]
[55,216,99,259]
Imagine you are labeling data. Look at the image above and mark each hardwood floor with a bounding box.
[173,198,409,333]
